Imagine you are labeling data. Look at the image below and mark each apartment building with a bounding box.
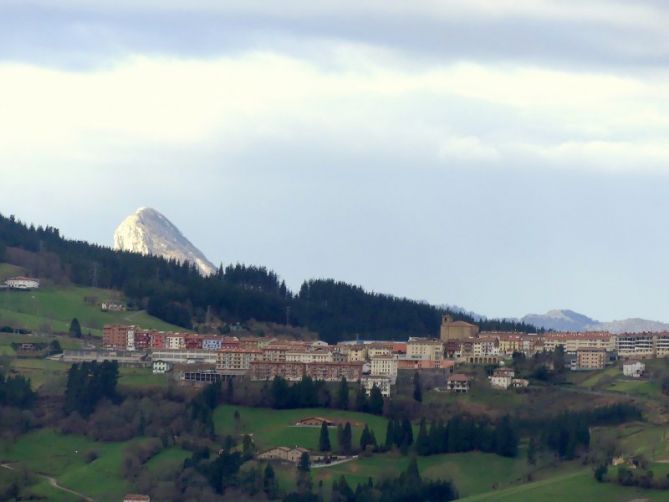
[575,348,607,370]
[217,347,263,374]
[406,338,444,361]
[370,356,398,383]
[543,332,614,353]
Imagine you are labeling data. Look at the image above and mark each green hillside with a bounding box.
[0,281,183,336]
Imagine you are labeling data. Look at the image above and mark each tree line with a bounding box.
[0,212,539,341]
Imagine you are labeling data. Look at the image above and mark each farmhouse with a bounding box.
[257,446,308,464]
[296,417,336,427]
[4,276,40,290]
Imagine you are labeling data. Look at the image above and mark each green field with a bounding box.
[0,428,153,502]
[0,284,181,336]
[302,450,529,498]
[214,405,389,452]
[461,468,669,501]
[118,367,169,389]
[145,447,191,475]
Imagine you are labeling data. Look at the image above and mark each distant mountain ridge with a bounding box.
[521,309,669,333]
[113,207,216,276]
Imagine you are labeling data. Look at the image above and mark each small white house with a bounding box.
[4,276,40,290]
[361,375,392,397]
[490,368,515,389]
[152,360,173,374]
[623,361,645,378]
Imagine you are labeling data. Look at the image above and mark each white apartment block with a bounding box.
[616,334,655,358]
[370,356,398,384]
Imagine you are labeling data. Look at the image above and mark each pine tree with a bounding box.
[336,377,349,410]
[404,456,421,484]
[263,462,278,499]
[319,422,332,452]
[360,424,374,451]
[69,318,82,338]
[368,384,384,415]
[385,420,395,450]
[401,418,414,446]
[226,378,234,403]
[527,437,537,465]
[341,422,352,455]
[296,452,312,493]
[355,385,368,412]
[415,418,431,455]
[412,371,423,402]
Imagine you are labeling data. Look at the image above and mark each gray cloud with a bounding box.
[2,1,669,70]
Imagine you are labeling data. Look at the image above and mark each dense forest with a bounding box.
[0,212,539,342]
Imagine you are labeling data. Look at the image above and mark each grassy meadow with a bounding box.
[214,405,389,452]
[0,284,181,336]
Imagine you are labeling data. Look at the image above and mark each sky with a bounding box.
[1,0,669,322]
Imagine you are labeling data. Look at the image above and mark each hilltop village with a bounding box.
[51,315,661,397]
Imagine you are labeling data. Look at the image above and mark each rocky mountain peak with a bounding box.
[113,207,216,276]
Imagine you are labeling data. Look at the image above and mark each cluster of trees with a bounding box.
[329,457,458,502]
[531,404,641,460]
[594,456,669,491]
[410,415,519,458]
[263,376,383,416]
[267,376,329,409]
[0,212,539,341]
[512,347,567,382]
[64,361,119,417]
[0,373,35,408]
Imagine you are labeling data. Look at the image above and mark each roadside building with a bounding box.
[152,349,217,365]
[62,349,149,366]
[4,276,40,289]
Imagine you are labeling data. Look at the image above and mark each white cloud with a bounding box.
[0,48,668,174]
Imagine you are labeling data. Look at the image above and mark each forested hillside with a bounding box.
[0,213,539,342]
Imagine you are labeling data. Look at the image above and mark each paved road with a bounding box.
[1,463,94,501]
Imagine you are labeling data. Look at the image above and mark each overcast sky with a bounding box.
[2,1,669,321]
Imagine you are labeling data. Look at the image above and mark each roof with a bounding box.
[449,373,470,382]
[446,320,478,327]
[123,495,150,502]
[7,276,39,282]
